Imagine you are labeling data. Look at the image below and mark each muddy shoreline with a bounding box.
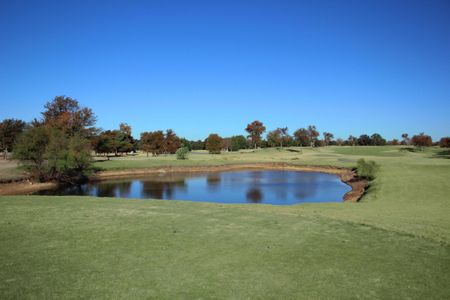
[0,163,368,202]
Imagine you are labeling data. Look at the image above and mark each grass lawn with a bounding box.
[1,146,450,298]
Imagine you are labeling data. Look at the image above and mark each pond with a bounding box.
[35,170,352,205]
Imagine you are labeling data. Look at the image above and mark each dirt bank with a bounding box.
[93,163,368,202]
[0,181,56,195]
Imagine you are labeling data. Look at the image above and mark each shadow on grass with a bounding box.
[432,149,450,159]
[399,147,416,153]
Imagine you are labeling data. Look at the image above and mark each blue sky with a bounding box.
[0,0,449,140]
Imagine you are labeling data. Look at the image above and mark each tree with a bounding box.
[191,140,205,150]
[245,120,266,149]
[222,138,232,152]
[163,129,181,154]
[205,134,223,154]
[278,127,289,148]
[0,119,27,159]
[401,133,410,145]
[92,131,116,158]
[323,132,334,147]
[140,131,165,156]
[41,96,96,137]
[267,130,282,148]
[293,128,310,146]
[176,147,189,160]
[389,139,399,145]
[357,134,372,146]
[15,127,92,183]
[411,133,432,150]
[371,133,386,146]
[307,125,319,147]
[230,135,247,151]
[440,137,450,148]
[14,127,49,180]
[14,97,96,183]
[180,138,192,151]
[347,135,357,146]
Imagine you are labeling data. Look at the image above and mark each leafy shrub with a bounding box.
[356,159,379,180]
[176,147,189,160]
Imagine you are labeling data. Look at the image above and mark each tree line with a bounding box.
[1,96,449,182]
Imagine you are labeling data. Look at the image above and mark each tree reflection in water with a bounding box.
[246,188,263,203]
[141,179,187,199]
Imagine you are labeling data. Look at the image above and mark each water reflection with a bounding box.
[35,171,351,205]
[246,188,263,203]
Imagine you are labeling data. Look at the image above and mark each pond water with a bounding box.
[35,170,352,205]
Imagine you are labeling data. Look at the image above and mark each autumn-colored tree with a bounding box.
[323,132,334,147]
[0,119,27,159]
[293,128,310,146]
[245,120,266,149]
[119,123,132,136]
[411,133,432,150]
[267,130,281,148]
[41,96,96,137]
[163,129,181,154]
[389,139,399,145]
[440,137,450,148]
[92,131,116,158]
[140,131,165,156]
[307,125,319,147]
[205,134,223,154]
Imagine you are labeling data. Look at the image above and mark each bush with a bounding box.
[176,147,189,160]
[356,159,379,180]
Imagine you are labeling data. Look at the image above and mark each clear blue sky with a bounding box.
[1,0,449,140]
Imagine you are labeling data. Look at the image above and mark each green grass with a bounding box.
[1,197,449,299]
[1,146,450,298]
[0,160,26,182]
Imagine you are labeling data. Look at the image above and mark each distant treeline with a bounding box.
[0,96,449,182]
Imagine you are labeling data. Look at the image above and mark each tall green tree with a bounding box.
[230,135,247,151]
[0,118,27,159]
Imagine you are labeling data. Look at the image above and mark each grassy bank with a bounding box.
[0,146,449,298]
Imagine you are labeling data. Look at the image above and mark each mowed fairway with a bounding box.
[1,146,450,299]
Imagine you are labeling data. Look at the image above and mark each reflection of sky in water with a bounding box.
[36,171,352,205]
